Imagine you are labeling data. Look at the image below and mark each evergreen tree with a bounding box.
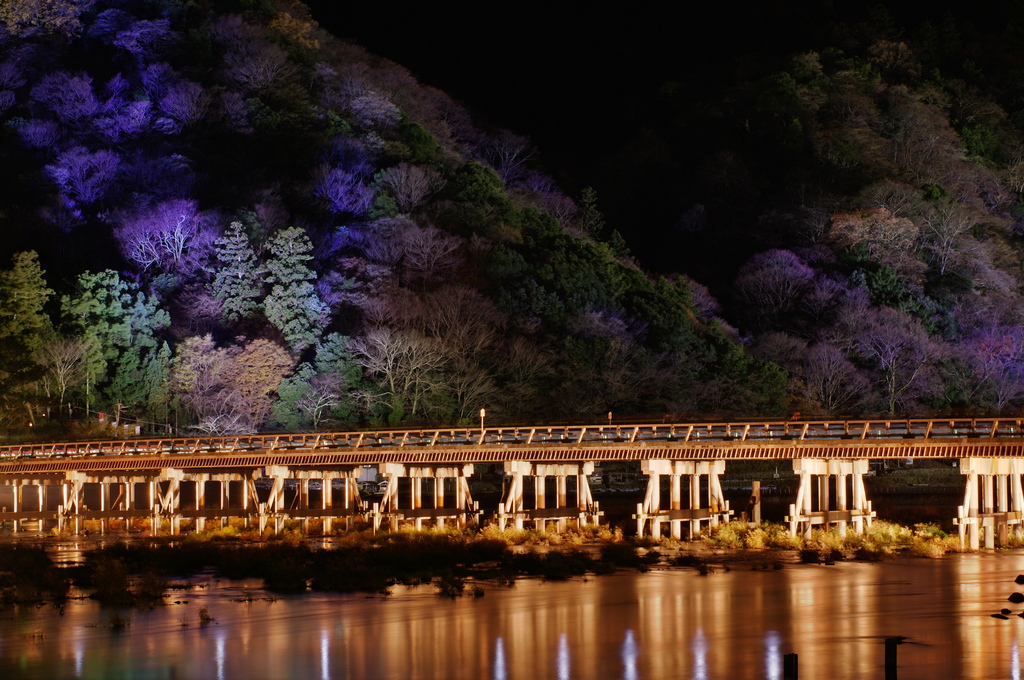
[0,251,53,352]
[263,227,329,352]
[62,271,170,417]
[579,186,605,237]
[211,221,266,323]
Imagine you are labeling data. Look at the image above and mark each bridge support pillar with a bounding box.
[635,460,731,539]
[955,458,1024,550]
[498,461,600,531]
[374,463,477,532]
[786,459,874,538]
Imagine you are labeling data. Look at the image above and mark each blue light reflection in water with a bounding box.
[493,636,506,680]
[622,629,638,680]
[320,631,329,680]
[216,633,225,680]
[558,633,570,680]
[692,628,707,680]
[765,630,782,680]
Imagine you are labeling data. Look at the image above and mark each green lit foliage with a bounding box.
[0,251,52,354]
[61,271,170,417]
[271,333,362,430]
[211,221,266,323]
[0,252,53,422]
[263,227,329,353]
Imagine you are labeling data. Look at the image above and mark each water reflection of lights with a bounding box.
[494,637,506,680]
[764,630,782,680]
[320,631,330,680]
[215,632,225,680]
[74,640,83,678]
[692,628,708,680]
[558,633,570,680]
[622,629,638,680]
[1013,643,1020,680]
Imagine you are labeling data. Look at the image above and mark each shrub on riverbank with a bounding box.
[0,545,69,603]
[701,522,801,550]
[701,520,966,559]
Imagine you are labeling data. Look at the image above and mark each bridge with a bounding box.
[1,417,1023,548]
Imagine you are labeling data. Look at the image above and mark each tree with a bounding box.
[400,223,462,286]
[0,0,91,37]
[829,206,920,274]
[0,252,53,412]
[211,221,266,323]
[922,199,975,276]
[219,338,293,430]
[114,200,219,277]
[159,80,211,131]
[971,326,1024,413]
[0,251,53,353]
[45,146,120,208]
[264,227,329,352]
[803,344,868,416]
[349,327,446,422]
[313,164,374,216]
[62,270,170,416]
[30,71,97,123]
[733,249,814,328]
[579,187,605,237]
[481,129,535,184]
[852,306,938,414]
[381,162,444,213]
[34,335,95,407]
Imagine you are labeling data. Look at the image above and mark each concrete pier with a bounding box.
[955,458,1024,549]
[786,459,874,538]
[497,461,601,532]
[634,460,732,538]
[373,463,479,532]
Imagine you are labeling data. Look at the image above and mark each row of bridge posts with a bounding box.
[2,458,1024,546]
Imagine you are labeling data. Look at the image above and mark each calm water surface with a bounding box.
[3,552,1024,679]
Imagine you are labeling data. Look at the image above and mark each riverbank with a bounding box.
[0,518,992,610]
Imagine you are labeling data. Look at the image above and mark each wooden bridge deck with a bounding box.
[1,418,1023,473]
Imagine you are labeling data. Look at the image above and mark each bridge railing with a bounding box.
[1,418,1023,461]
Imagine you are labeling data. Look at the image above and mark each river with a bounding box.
[2,552,1024,679]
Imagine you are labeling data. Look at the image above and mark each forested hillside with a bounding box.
[4,1,1024,441]
[614,6,1024,420]
[0,0,785,439]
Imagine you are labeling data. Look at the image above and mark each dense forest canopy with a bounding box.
[2,0,1024,440]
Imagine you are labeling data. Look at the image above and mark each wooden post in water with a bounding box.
[750,481,761,524]
[783,652,798,679]
[885,637,899,679]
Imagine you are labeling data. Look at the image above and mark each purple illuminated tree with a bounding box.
[734,249,815,328]
[30,71,97,123]
[313,164,374,216]
[114,199,219,276]
[970,326,1024,413]
[45,146,121,207]
[852,306,939,414]
[158,80,210,132]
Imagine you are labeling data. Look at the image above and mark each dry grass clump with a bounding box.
[701,521,800,550]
